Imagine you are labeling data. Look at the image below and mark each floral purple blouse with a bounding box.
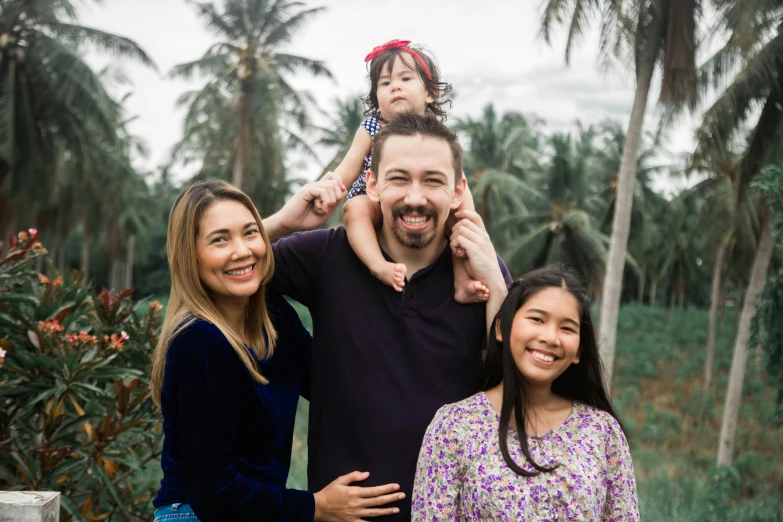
[412,392,639,521]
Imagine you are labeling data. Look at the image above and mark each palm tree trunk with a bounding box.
[81,234,90,278]
[232,86,253,189]
[125,234,136,290]
[637,266,646,303]
[668,291,676,326]
[109,257,119,290]
[57,239,66,272]
[597,17,661,391]
[649,278,658,307]
[705,231,731,389]
[717,219,775,467]
[734,284,744,332]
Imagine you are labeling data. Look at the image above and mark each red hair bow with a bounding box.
[364,39,432,80]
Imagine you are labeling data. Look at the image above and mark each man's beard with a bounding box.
[390,204,440,249]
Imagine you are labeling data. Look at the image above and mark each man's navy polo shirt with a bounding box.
[272,227,511,521]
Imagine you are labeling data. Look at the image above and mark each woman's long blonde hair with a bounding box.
[150,180,277,406]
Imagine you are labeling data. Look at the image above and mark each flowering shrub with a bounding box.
[0,230,164,521]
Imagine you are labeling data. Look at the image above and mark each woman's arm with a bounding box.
[173,327,315,521]
[411,405,465,521]
[601,416,640,522]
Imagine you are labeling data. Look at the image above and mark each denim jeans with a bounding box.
[153,503,200,521]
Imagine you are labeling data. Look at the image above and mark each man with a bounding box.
[264,113,511,520]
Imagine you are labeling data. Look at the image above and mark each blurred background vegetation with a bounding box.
[1,0,782,520]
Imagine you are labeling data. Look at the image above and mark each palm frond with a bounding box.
[274,53,333,79]
[191,1,242,40]
[168,52,233,81]
[264,6,326,47]
[44,22,158,71]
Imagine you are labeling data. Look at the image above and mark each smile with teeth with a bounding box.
[401,215,429,226]
[530,350,557,363]
[225,265,254,276]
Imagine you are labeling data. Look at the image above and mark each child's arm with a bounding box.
[451,187,490,303]
[343,195,406,291]
[329,127,373,187]
[330,123,406,291]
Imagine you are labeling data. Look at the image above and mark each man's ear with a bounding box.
[366,170,380,203]
[450,175,466,211]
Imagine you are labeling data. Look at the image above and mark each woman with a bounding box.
[411,265,639,521]
[151,180,404,521]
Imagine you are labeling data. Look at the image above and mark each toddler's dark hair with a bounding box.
[362,44,452,121]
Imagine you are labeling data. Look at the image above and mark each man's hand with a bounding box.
[264,175,347,242]
[450,210,508,328]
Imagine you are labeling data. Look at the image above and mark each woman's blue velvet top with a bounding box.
[153,289,314,521]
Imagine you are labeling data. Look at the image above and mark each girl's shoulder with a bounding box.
[361,114,382,138]
[571,402,625,436]
[432,393,497,432]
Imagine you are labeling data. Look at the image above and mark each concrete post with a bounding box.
[0,492,59,522]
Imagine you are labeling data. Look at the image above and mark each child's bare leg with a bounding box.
[449,187,489,303]
[344,195,406,291]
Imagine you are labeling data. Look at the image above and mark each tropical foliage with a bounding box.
[0,231,164,521]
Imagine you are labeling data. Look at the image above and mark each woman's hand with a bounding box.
[313,471,404,521]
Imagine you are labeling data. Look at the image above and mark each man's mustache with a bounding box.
[392,205,438,218]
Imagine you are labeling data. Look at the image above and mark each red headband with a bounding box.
[364,39,433,80]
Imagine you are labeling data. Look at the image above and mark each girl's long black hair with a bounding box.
[479,264,623,477]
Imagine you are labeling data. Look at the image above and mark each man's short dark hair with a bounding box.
[371,113,463,182]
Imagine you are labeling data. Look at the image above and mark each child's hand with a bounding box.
[267,177,347,237]
[314,173,344,215]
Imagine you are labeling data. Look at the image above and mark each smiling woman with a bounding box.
[411,264,640,521]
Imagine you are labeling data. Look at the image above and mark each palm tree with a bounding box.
[541,0,702,389]
[456,104,543,180]
[497,130,618,295]
[687,137,761,390]
[653,194,703,322]
[455,104,544,227]
[171,0,332,197]
[700,4,783,467]
[691,0,783,466]
[0,0,155,239]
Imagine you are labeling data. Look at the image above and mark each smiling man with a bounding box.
[264,113,511,521]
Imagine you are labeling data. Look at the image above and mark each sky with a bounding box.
[77,0,709,193]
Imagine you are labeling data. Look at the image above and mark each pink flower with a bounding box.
[106,331,130,350]
[38,320,64,334]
